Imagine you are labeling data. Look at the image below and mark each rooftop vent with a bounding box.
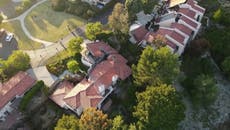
[98,84,105,96]
[175,14,182,22]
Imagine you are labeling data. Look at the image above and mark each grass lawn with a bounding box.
[25,1,86,42]
[45,49,71,65]
[0,21,42,50]
[0,0,10,7]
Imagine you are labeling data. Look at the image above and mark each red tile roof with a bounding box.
[180,15,198,28]
[50,81,74,107]
[131,26,149,42]
[87,42,117,58]
[145,27,186,45]
[0,72,36,109]
[166,40,177,49]
[171,23,193,35]
[186,0,205,13]
[62,42,131,110]
[178,8,196,19]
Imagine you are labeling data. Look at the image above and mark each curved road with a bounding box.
[3,0,53,47]
[2,0,113,67]
[2,0,80,67]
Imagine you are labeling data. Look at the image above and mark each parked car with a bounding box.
[5,33,13,42]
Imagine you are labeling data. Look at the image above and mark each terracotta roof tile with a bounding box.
[146,28,186,45]
[0,72,36,109]
[50,81,74,107]
[171,23,193,35]
[90,98,102,108]
[178,8,196,19]
[180,16,198,28]
[87,42,117,58]
[62,42,131,110]
[131,26,149,42]
[186,0,205,13]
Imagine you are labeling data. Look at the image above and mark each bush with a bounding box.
[15,0,33,14]
[46,60,66,76]
[222,56,230,78]
[213,8,222,22]
[19,81,45,111]
[22,0,31,7]
[15,6,24,14]
[67,60,80,73]
[51,0,66,11]
[181,74,217,107]
[51,0,117,19]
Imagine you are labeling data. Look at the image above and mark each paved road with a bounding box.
[2,0,53,47]
[2,0,115,67]
[25,26,88,67]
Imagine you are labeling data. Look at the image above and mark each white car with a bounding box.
[5,33,14,42]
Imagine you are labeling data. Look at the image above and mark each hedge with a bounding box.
[19,81,45,111]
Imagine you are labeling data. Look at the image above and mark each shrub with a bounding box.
[213,8,222,22]
[222,56,230,78]
[15,0,33,14]
[51,0,66,11]
[22,0,31,7]
[46,60,66,76]
[19,81,45,111]
[15,6,24,14]
[67,60,80,73]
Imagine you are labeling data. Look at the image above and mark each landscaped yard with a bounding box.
[0,21,42,50]
[25,1,86,42]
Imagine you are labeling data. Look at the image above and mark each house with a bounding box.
[50,41,132,115]
[129,0,205,55]
[0,72,36,121]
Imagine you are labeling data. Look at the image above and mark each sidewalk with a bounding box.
[24,26,89,67]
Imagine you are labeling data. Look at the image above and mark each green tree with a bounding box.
[85,22,102,40]
[213,8,222,22]
[3,51,30,77]
[108,3,129,34]
[79,108,111,130]
[185,38,210,57]
[133,84,185,130]
[55,114,79,130]
[132,46,180,87]
[192,74,218,106]
[51,0,66,11]
[141,0,158,13]
[67,60,80,73]
[222,56,230,77]
[67,37,83,55]
[128,123,137,130]
[125,0,143,21]
[111,115,127,130]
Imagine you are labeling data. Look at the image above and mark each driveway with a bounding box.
[0,33,18,60]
